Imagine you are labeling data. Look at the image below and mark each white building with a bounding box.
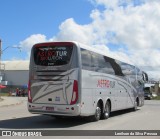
[1,60,29,86]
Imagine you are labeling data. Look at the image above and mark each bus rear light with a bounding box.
[70,80,78,105]
[28,80,32,103]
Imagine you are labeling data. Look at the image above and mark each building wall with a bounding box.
[155,83,160,96]
[4,70,29,86]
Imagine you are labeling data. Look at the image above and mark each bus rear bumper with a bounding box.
[28,102,81,116]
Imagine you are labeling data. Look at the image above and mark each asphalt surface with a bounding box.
[0,97,25,108]
[0,97,160,138]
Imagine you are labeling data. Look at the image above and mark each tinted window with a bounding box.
[92,53,99,72]
[34,46,73,66]
[119,62,136,76]
[81,49,115,75]
[81,48,125,76]
[81,49,92,70]
[98,55,115,75]
[136,68,143,82]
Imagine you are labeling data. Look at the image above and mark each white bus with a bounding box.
[28,41,146,121]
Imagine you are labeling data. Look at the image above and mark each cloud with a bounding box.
[17,0,160,79]
[19,34,48,51]
[14,34,48,60]
[53,18,94,45]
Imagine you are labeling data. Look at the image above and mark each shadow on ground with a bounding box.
[0,108,138,129]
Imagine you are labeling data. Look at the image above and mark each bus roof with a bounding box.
[73,41,134,65]
[33,41,133,66]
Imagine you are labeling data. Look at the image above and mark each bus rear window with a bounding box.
[34,45,73,66]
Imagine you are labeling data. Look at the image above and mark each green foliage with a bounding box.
[152,96,160,100]
[0,93,9,96]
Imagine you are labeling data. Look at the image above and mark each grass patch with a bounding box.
[0,93,9,96]
[152,96,160,100]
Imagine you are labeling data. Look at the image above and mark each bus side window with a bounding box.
[91,52,99,72]
[98,55,115,75]
[81,49,92,71]
[121,64,135,76]
[104,57,123,76]
[136,68,144,85]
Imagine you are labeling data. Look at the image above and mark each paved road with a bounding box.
[0,98,160,138]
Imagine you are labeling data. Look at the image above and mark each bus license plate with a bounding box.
[46,107,54,111]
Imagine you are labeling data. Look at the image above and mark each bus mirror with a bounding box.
[142,71,148,82]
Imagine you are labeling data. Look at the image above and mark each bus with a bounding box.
[28,41,147,121]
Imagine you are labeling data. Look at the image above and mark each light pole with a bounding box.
[0,39,21,98]
[0,43,21,76]
[0,39,2,71]
[0,39,2,99]
[0,39,21,71]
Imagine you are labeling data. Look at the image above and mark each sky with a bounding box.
[0,0,160,80]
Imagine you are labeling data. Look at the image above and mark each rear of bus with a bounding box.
[28,42,81,117]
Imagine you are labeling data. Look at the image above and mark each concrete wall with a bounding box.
[155,83,160,96]
[4,70,29,86]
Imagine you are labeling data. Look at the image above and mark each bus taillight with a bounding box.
[28,80,32,103]
[70,80,78,105]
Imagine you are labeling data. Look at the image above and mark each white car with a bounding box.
[11,92,16,96]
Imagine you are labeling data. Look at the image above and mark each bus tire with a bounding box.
[134,101,138,111]
[90,103,102,122]
[133,98,138,111]
[102,101,111,119]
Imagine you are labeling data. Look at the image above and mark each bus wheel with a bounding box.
[102,101,110,119]
[90,103,102,121]
[133,100,138,111]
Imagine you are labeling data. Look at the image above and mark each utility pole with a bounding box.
[0,39,1,71]
[0,39,2,78]
[0,39,1,98]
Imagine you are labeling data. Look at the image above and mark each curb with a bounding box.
[0,97,25,108]
[0,100,24,108]
[0,98,4,102]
